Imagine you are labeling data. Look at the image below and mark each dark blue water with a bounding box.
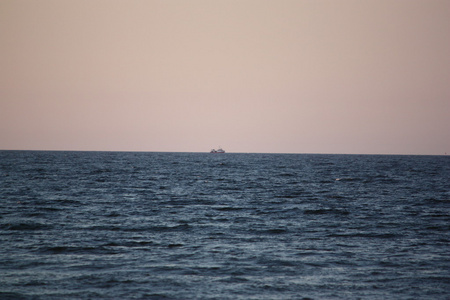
[1,151,449,299]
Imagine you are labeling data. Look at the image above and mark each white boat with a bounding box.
[210,147,225,153]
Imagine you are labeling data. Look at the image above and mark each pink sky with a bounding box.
[1,0,449,154]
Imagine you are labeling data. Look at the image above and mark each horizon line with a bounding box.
[0,148,447,156]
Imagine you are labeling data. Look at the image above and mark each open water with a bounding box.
[0,151,449,299]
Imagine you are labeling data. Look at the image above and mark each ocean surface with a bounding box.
[1,151,449,299]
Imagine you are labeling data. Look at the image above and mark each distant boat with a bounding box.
[210,147,225,153]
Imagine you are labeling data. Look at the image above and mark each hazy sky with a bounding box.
[1,0,449,154]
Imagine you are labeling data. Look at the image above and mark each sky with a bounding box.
[1,0,449,154]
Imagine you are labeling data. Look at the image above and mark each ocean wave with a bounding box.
[303,209,350,215]
[37,246,119,255]
[4,222,53,231]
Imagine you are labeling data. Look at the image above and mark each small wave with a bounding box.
[141,293,173,299]
[328,232,398,239]
[0,292,30,300]
[264,228,288,234]
[122,223,192,233]
[90,168,112,174]
[5,222,52,231]
[257,257,300,268]
[275,193,300,199]
[295,251,318,257]
[104,241,155,247]
[214,206,244,211]
[278,172,296,177]
[274,189,306,199]
[85,225,122,231]
[304,209,349,215]
[328,194,346,199]
[39,206,61,212]
[335,177,360,182]
[22,280,47,287]
[218,276,249,283]
[56,199,83,206]
[425,225,450,231]
[38,246,118,255]
[425,197,449,203]
[106,211,121,217]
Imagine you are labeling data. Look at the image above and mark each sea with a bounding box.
[1,151,449,300]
